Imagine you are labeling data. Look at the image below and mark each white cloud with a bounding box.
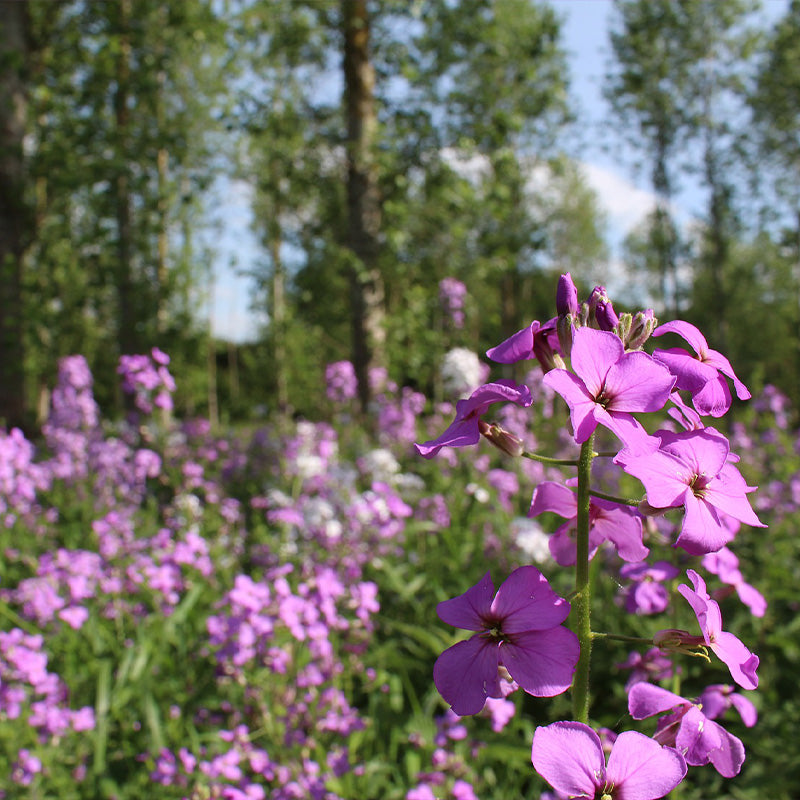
[580,162,659,236]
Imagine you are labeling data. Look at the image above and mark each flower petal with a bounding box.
[603,351,676,413]
[628,683,688,720]
[437,571,495,630]
[542,369,598,443]
[531,721,604,798]
[570,327,623,397]
[529,481,578,520]
[500,627,579,696]
[433,636,501,716]
[490,566,571,632]
[486,323,536,363]
[653,320,709,357]
[606,730,687,800]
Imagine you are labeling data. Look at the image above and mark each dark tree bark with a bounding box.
[0,2,31,429]
[342,0,384,412]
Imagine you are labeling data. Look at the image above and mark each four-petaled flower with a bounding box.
[677,569,759,690]
[543,327,675,447]
[528,481,647,566]
[628,682,751,778]
[415,381,532,459]
[652,320,750,417]
[619,428,765,554]
[433,567,579,716]
[532,720,687,799]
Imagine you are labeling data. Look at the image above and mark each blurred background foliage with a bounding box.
[2,0,800,428]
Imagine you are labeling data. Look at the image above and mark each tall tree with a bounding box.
[606,0,759,340]
[0,2,31,428]
[342,0,384,412]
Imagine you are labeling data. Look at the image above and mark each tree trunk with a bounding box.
[0,2,30,429]
[114,0,137,357]
[342,0,384,412]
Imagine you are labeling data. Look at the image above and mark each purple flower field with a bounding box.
[2,277,799,798]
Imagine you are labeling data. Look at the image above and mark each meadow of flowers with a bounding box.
[1,276,799,798]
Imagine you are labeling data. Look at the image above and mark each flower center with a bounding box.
[689,472,710,497]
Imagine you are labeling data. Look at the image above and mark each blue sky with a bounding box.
[207,0,786,342]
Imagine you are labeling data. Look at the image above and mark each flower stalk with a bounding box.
[571,434,595,723]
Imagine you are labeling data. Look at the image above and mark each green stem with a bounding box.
[591,632,654,645]
[588,488,641,507]
[571,435,595,723]
[521,451,579,466]
[0,599,40,636]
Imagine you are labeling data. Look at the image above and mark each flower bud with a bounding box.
[587,286,619,331]
[479,420,525,457]
[653,628,709,660]
[556,272,579,317]
[625,309,658,350]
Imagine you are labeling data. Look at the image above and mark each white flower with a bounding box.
[441,348,485,399]
[511,517,552,564]
[360,448,400,481]
[466,482,490,504]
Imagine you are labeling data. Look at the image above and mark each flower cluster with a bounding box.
[118,347,176,416]
[418,273,764,796]
[439,277,468,329]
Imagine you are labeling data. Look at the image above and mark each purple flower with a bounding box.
[617,647,676,691]
[652,320,750,417]
[433,567,579,715]
[677,569,759,690]
[620,561,680,616]
[415,381,532,459]
[628,682,747,778]
[697,683,757,727]
[486,319,562,373]
[557,272,579,317]
[532,720,686,800]
[586,285,619,331]
[439,277,468,329]
[543,327,675,446]
[325,361,358,403]
[620,428,765,555]
[528,481,647,565]
[702,546,767,617]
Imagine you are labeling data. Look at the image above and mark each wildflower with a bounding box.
[620,428,765,555]
[628,682,748,778]
[532,720,686,799]
[528,481,647,565]
[619,561,679,616]
[702,546,767,617]
[586,285,619,331]
[486,318,563,373]
[416,381,532,459]
[433,567,579,715]
[677,569,759,690]
[543,327,675,447]
[652,320,750,417]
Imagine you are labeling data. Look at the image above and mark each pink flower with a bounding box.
[628,682,748,778]
[620,428,765,555]
[652,320,750,417]
[433,567,579,715]
[486,319,562,372]
[702,546,767,617]
[543,327,675,447]
[620,561,680,616]
[677,569,759,690]
[528,481,647,565]
[415,381,532,459]
[532,720,686,799]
